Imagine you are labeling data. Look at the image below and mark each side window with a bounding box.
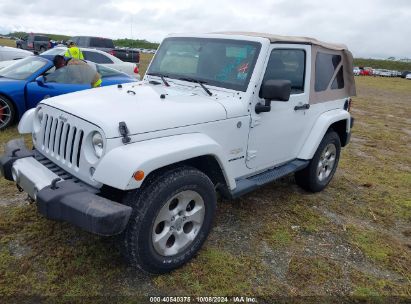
[83,51,113,64]
[45,65,93,85]
[262,49,306,93]
[315,53,343,91]
[331,66,344,89]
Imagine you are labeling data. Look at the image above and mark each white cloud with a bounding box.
[0,0,409,58]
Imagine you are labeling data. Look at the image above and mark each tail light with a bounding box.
[48,42,51,48]
[134,65,139,74]
[344,98,352,112]
[28,42,33,48]
[109,50,116,56]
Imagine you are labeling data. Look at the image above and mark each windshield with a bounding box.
[0,57,48,80]
[147,37,261,91]
[42,48,65,56]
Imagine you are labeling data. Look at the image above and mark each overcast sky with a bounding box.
[0,0,410,59]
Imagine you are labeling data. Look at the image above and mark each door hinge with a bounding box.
[250,116,261,128]
[246,150,257,161]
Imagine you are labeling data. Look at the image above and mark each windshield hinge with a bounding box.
[119,121,131,144]
[250,116,261,128]
[246,150,257,161]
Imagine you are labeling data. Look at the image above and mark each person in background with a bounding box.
[53,55,66,69]
[52,55,102,87]
[65,40,84,60]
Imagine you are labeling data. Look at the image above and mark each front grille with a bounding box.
[39,114,84,168]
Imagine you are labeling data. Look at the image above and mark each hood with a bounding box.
[41,82,228,138]
[0,77,26,88]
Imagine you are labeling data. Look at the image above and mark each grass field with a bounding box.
[0,61,410,301]
[0,38,16,47]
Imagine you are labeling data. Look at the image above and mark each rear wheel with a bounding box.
[120,166,216,274]
[295,131,341,192]
[0,96,15,130]
[39,46,46,54]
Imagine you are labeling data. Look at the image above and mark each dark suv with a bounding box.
[17,34,51,53]
[71,36,115,52]
[71,36,140,64]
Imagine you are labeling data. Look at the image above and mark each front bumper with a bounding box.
[0,139,132,236]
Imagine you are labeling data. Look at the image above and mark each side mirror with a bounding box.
[261,79,291,101]
[255,79,292,114]
[36,76,47,87]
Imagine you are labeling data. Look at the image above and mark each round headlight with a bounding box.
[91,132,104,158]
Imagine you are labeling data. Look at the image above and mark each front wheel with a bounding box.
[0,96,15,130]
[295,130,341,192]
[120,167,216,274]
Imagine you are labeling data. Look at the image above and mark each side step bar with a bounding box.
[230,159,309,198]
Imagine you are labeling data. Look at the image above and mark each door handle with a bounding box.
[294,104,310,111]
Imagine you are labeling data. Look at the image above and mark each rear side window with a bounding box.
[315,53,343,91]
[83,51,114,64]
[90,38,114,48]
[262,49,306,93]
[78,37,87,46]
[35,36,49,42]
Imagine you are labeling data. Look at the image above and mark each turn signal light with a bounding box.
[134,66,139,74]
[133,170,145,181]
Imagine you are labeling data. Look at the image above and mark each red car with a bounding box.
[359,67,373,76]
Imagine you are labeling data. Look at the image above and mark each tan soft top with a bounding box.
[214,31,349,51]
[213,31,356,101]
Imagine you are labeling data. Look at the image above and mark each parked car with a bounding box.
[0,55,135,129]
[406,73,411,80]
[359,67,373,76]
[71,36,115,52]
[42,47,140,79]
[379,69,392,77]
[401,71,411,78]
[16,34,51,53]
[353,66,361,76]
[70,36,140,64]
[0,32,355,273]
[0,46,33,61]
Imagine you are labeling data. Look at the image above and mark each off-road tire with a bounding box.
[120,166,216,274]
[295,130,341,192]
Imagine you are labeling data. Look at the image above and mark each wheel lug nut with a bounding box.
[170,226,174,231]
[183,216,186,221]
[171,216,175,221]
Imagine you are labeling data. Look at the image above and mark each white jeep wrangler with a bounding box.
[0,32,355,274]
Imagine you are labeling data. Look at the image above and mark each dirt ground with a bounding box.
[0,76,410,303]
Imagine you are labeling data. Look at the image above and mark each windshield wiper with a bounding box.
[146,72,170,87]
[178,77,212,96]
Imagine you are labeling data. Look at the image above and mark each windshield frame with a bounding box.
[0,56,49,80]
[147,37,262,92]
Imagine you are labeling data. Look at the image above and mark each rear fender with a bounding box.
[298,109,350,159]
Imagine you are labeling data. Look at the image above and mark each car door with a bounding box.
[246,44,316,170]
[82,50,122,71]
[25,66,92,108]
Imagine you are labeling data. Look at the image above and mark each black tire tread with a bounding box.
[120,166,216,274]
[295,130,341,192]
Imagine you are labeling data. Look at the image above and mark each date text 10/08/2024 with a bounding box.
[149,296,258,303]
